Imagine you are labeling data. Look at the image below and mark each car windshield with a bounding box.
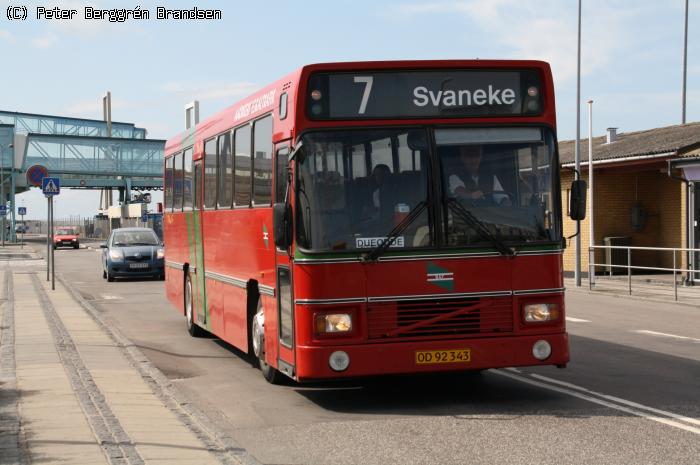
[112,230,159,246]
[56,227,76,235]
[296,128,432,252]
[436,127,559,246]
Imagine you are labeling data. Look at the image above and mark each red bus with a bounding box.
[163,60,584,384]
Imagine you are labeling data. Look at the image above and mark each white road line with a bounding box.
[633,330,700,343]
[526,372,700,427]
[495,369,700,435]
[99,294,122,300]
[566,317,591,323]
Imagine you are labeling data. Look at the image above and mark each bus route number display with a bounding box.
[307,69,542,120]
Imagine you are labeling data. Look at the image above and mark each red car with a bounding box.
[53,226,80,249]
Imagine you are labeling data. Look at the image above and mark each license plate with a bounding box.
[129,262,148,269]
[415,349,471,365]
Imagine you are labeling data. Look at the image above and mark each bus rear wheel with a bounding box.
[251,302,283,384]
[185,274,205,337]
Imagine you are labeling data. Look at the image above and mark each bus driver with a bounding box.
[447,145,507,205]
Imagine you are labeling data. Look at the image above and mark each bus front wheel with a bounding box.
[251,302,283,384]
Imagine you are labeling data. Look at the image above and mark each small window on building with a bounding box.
[183,147,193,210]
[279,92,288,120]
[204,138,217,209]
[173,152,183,211]
[234,125,251,207]
[164,156,173,211]
[253,115,273,206]
[218,132,233,209]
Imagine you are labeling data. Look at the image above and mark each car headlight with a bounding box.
[109,250,123,260]
[315,313,352,334]
[156,248,165,259]
[523,303,559,322]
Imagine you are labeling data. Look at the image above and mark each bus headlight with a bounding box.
[315,313,352,334]
[523,303,559,322]
[329,351,350,371]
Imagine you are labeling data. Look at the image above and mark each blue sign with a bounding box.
[0,205,6,215]
[142,212,149,223]
[42,177,60,196]
[18,207,26,216]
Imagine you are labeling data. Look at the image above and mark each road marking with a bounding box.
[99,294,122,301]
[566,317,591,323]
[633,330,700,343]
[496,369,700,435]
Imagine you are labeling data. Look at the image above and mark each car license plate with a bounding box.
[129,262,148,269]
[415,349,471,365]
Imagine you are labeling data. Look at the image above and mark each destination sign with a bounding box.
[307,69,542,120]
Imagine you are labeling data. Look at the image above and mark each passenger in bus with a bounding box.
[370,164,391,209]
[448,145,508,205]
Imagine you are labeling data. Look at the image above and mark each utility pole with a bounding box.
[588,100,595,286]
[575,0,583,286]
[682,0,689,124]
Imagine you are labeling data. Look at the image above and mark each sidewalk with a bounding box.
[0,246,243,465]
[566,274,700,306]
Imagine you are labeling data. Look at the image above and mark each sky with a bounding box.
[1,0,698,219]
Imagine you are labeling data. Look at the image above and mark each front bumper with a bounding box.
[294,333,569,381]
[108,261,164,277]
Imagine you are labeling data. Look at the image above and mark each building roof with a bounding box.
[558,121,700,165]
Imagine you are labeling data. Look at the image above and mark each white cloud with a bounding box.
[63,98,129,118]
[0,30,14,42]
[32,34,58,49]
[159,81,260,101]
[395,0,639,82]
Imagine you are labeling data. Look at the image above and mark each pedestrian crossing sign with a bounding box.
[42,177,60,196]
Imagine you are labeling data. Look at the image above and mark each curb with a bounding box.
[56,273,262,465]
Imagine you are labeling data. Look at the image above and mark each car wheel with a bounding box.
[107,273,115,282]
[102,269,106,279]
[185,273,205,337]
[74,243,79,249]
[251,299,283,384]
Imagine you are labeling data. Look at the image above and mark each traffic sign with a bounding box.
[0,205,6,215]
[18,207,26,216]
[26,165,49,187]
[42,177,60,196]
[142,212,149,223]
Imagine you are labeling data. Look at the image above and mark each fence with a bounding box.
[588,245,700,301]
[22,216,162,241]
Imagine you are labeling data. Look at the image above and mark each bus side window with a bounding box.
[164,156,173,211]
[204,138,217,209]
[253,115,273,206]
[173,152,183,211]
[218,133,233,208]
[234,125,251,207]
[183,147,193,210]
[275,147,290,203]
[194,162,202,209]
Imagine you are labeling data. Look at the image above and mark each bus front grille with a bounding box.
[367,296,513,340]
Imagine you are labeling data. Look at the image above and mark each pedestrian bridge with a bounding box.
[0,111,164,190]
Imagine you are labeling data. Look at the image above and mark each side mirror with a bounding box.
[569,179,587,221]
[273,202,292,249]
[100,243,108,249]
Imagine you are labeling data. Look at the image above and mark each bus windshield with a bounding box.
[296,127,559,253]
[297,128,431,252]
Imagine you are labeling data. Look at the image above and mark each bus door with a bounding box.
[192,160,208,328]
[274,144,295,377]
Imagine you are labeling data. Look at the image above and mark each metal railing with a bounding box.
[588,245,700,301]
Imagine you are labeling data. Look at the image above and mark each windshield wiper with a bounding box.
[446,198,515,257]
[361,201,428,263]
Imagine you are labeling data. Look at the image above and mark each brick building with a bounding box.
[558,122,700,276]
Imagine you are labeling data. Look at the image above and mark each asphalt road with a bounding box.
[35,239,700,465]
